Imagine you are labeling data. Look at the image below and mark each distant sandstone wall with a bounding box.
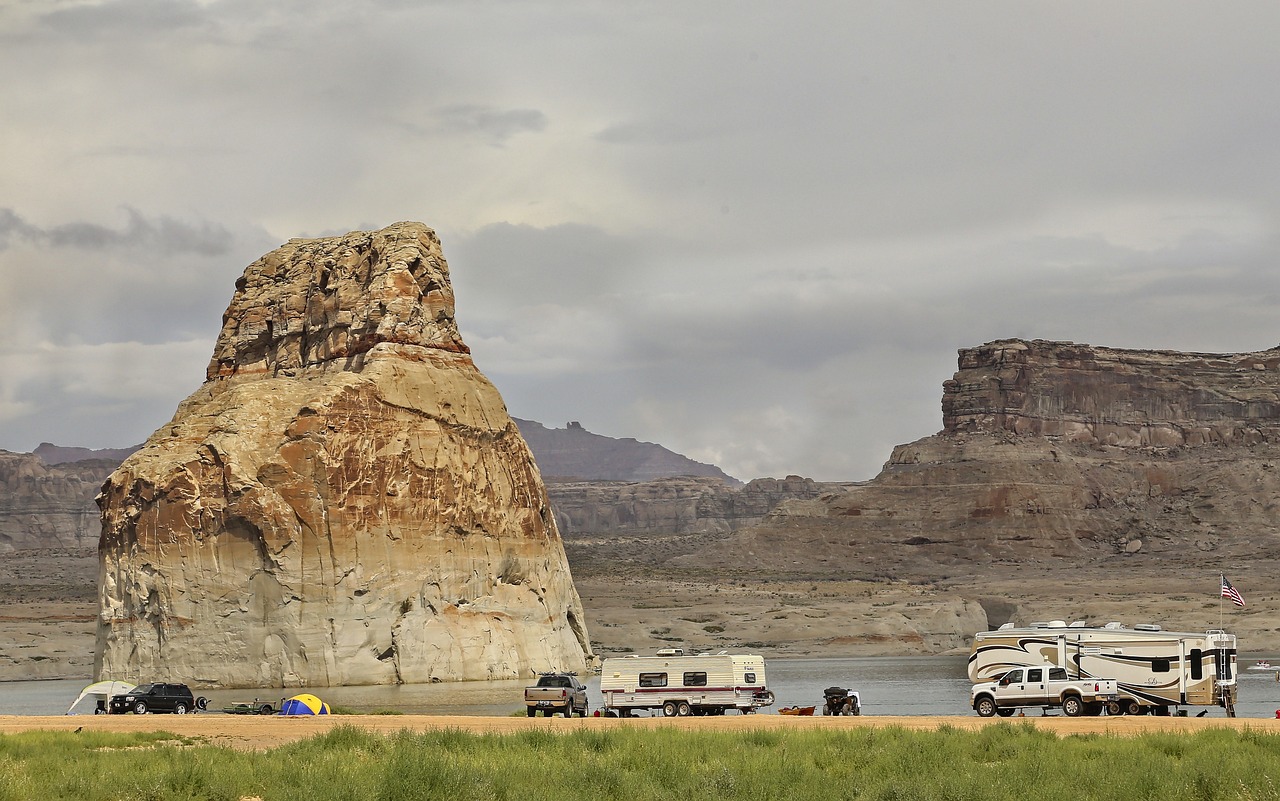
[737,338,1280,582]
[943,339,1280,446]
[0,452,116,551]
[548,475,844,536]
[96,222,590,688]
[514,419,740,485]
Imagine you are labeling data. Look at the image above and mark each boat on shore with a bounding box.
[1249,660,1273,670]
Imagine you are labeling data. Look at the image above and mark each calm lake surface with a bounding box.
[6,656,1279,718]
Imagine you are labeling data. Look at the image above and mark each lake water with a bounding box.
[9,656,1280,719]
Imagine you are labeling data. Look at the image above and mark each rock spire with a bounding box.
[96,222,591,687]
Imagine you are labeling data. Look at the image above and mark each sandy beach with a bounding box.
[4,713,1277,751]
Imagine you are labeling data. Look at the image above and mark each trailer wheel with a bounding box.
[1062,696,1084,717]
[1124,700,1143,716]
[662,701,678,717]
[676,702,692,717]
[1106,700,1123,716]
[975,696,997,717]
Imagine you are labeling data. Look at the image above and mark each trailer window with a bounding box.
[1152,659,1171,673]
[683,672,708,687]
[639,673,668,688]
[1190,649,1203,680]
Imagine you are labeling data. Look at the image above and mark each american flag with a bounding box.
[1221,575,1246,608]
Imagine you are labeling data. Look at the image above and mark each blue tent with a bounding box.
[279,693,330,715]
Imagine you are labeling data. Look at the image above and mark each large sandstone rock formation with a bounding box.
[96,222,590,688]
[735,339,1280,576]
[700,339,1280,646]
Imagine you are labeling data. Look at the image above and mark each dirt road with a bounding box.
[5,714,1277,751]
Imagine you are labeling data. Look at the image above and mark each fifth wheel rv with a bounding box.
[969,620,1237,716]
[599,650,775,717]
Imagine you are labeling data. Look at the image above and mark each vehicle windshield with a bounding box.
[131,684,155,694]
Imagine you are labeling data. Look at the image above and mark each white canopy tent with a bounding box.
[66,680,135,715]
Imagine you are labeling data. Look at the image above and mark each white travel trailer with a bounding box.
[969,620,1237,716]
[600,650,775,716]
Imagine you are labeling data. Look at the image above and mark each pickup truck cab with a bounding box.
[525,673,589,717]
[972,665,1119,718]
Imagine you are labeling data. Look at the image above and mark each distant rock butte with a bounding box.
[738,338,1280,580]
[96,222,590,688]
[513,419,739,485]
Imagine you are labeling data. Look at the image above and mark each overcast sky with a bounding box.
[3,1,1280,481]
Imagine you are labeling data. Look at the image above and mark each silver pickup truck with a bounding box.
[972,665,1119,717]
[524,673,589,717]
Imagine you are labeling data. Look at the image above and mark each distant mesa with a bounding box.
[34,443,141,466]
[95,222,591,688]
[512,418,740,485]
[732,338,1280,580]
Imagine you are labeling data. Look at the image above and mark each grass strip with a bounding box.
[3,722,1280,800]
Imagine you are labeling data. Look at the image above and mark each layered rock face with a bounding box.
[736,338,1280,581]
[96,222,590,688]
[549,475,841,537]
[0,451,117,551]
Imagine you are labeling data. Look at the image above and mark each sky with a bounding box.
[3,1,1280,482]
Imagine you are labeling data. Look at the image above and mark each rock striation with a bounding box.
[548,475,842,537]
[0,451,117,552]
[96,222,590,688]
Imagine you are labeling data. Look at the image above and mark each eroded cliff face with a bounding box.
[0,452,117,552]
[96,222,590,688]
[719,339,1280,643]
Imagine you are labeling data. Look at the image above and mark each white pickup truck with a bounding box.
[971,665,1119,718]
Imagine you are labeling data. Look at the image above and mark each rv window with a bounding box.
[684,672,708,687]
[1152,659,1170,673]
[639,673,668,688]
[744,673,757,684]
[1190,649,1203,680]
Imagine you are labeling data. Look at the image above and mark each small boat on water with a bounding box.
[778,706,816,716]
[1249,660,1273,670]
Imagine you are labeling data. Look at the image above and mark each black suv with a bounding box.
[109,683,196,715]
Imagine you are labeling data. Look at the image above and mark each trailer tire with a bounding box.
[975,696,997,717]
[1124,700,1143,716]
[662,701,678,717]
[676,701,692,717]
[1062,695,1084,717]
[1106,700,1123,716]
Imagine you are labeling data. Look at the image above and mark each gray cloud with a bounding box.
[0,208,234,256]
[4,2,1280,480]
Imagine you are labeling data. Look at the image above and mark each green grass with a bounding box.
[4,723,1280,800]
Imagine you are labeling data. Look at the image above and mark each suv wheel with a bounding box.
[174,703,188,715]
[133,701,148,715]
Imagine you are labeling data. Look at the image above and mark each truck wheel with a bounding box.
[1084,703,1103,716]
[527,707,536,717]
[1062,696,1084,717]
[662,701,678,717]
[995,708,1015,717]
[849,701,861,717]
[975,696,997,718]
